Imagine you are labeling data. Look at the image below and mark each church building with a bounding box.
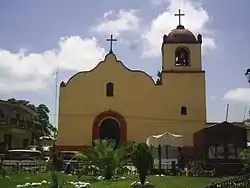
[55,10,206,151]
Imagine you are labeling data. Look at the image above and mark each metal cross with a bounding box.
[174,9,185,25]
[106,34,117,53]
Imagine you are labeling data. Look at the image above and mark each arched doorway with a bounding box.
[92,110,127,144]
[99,118,120,144]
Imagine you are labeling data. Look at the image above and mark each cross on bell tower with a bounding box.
[174,9,185,26]
[106,34,117,53]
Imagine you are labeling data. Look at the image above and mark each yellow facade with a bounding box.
[56,25,206,149]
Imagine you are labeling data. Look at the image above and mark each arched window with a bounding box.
[175,47,190,66]
[106,82,114,97]
[181,106,187,115]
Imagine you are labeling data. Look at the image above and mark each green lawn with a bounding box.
[0,172,218,188]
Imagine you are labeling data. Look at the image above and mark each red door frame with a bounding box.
[92,110,127,142]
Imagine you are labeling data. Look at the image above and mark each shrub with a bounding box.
[0,159,6,178]
[131,142,153,185]
[50,170,59,188]
[240,148,250,173]
[50,152,64,171]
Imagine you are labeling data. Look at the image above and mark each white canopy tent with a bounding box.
[146,132,183,147]
[146,132,183,169]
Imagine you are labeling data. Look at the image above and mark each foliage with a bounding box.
[239,148,250,173]
[240,149,250,165]
[48,143,61,187]
[245,68,250,83]
[245,118,250,123]
[0,172,217,188]
[49,152,63,172]
[7,98,36,110]
[50,170,59,188]
[48,143,63,172]
[187,162,215,177]
[131,142,153,185]
[0,159,6,178]
[157,71,162,79]
[78,139,131,180]
[204,173,250,188]
[156,71,162,85]
[6,98,57,138]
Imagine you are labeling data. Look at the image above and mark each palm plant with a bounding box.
[77,139,131,180]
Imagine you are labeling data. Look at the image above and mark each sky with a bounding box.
[0,0,249,126]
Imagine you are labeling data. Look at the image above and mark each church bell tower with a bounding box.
[160,9,207,130]
[161,9,202,72]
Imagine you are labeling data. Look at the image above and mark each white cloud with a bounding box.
[92,1,216,58]
[150,0,169,6]
[0,0,216,94]
[0,36,106,94]
[103,10,113,18]
[223,88,250,103]
[143,0,216,57]
[91,9,141,36]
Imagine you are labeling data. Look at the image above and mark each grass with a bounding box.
[0,172,218,188]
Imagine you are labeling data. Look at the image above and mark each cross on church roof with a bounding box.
[106,34,117,53]
[174,9,185,26]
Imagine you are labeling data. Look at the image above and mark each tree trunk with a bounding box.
[139,172,146,185]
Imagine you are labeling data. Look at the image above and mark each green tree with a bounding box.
[156,71,162,85]
[35,104,53,136]
[78,139,131,180]
[131,142,153,185]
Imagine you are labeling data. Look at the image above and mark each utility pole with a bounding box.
[225,104,230,122]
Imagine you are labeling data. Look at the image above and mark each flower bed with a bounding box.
[16,180,91,188]
[203,173,250,188]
